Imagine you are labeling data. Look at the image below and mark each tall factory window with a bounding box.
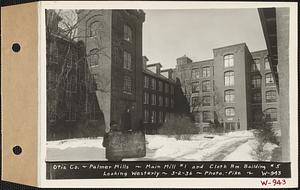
[158,95,163,106]
[202,80,211,92]
[192,97,199,106]
[170,85,175,95]
[224,90,235,103]
[264,57,270,70]
[143,109,149,123]
[124,24,132,42]
[266,90,277,102]
[251,75,261,89]
[251,59,261,72]
[158,81,163,92]
[202,66,210,77]
[264,108,277,122]
[165,83,169,93]
[170,97,174,108]
[144,76,149,88]
[123,76,132,93]
[151,94,157,105]
[225,107,235,117]
[143,92,149,104]
[150,78,156,90]
[90,21,101,37]
[165,96,169,107]
[89,49,99,67]
[191,68,200,79]
[203,111,211,122]
[265,73,274,85]
[224,71,234,86]
[158,111,164,123]
[203,96,211,106]
[252,91,262,102]
[123,51,132,70]
[192,82,200,93]
[224,54,234,68]
[151,110,156,123]
[191,97,199,108]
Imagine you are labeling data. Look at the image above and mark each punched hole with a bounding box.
[12,43,21,52]
[13,145,22,155]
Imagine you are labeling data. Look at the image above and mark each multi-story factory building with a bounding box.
[173,43,279,132]
[142,56,190,134]
[46,10,146,139]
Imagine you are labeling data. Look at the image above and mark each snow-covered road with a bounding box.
[47,130,266,161]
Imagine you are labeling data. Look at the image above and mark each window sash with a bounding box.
[124,25,132,42]
[123,51,132,70]
[151,94,156,105]
[266,91,277,102]
[123,76,132,93]
[266,74,274,84]
[225,108,235,116]
[151,78,156,90]
[165,97,169,107]
[203,96,211,106]
[203,111,211,122]
[143,92,149,104]
[264,58,270,70]
[192,82,200,93]
[224,55,234,68]
[144,109,149,123]
[265,109,277,121]
[224,90,235,103]
[191,69,200,79]
[251,76,261,88]
[202,67,210,77]
[144,76,149,88]
[202,81,211,92]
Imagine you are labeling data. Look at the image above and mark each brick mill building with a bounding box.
[173,43,279,132]
[46,10,188,139]
[142,56,190,134]
[46,8,287,143]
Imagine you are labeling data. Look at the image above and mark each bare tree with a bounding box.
[46,9,112,138]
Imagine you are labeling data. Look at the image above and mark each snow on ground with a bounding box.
[47,137,106,161]
[223,139,257,161]
[46,130,275,161]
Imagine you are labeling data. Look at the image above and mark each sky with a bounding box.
[143,9,267,69]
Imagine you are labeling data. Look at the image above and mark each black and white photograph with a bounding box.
[43,2,296,185]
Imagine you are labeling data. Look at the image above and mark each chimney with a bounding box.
[146,63,162,74]
[176,54,193,65]
[161,69,174,79]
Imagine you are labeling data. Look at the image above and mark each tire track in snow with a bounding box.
[201,138,254,161]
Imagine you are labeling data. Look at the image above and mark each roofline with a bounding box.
[213,43,246,51]
[250,49,268,54]
[143,69,176,83]
[191,59,214,64]
[147,63,162,67]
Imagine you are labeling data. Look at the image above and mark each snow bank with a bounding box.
[223,139,257,161]
[46,130,263,161]
[47,137,103,150]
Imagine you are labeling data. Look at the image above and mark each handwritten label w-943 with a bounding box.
[260,179,287,187]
